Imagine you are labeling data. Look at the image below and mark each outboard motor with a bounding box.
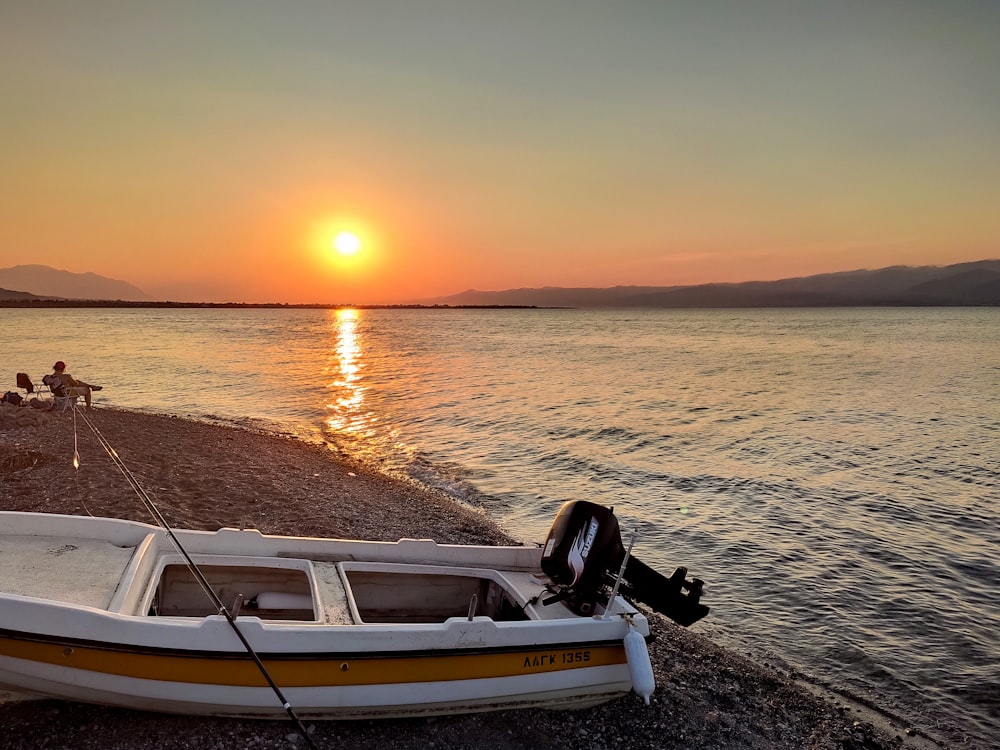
[540,500,625,615]
[540,500,710,627]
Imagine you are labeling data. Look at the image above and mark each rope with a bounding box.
[70,407,95,517]
[75,410,319,750]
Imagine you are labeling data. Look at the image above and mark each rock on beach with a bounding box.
[0,408,941,749]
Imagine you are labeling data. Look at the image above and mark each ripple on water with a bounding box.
[5,306,999,748]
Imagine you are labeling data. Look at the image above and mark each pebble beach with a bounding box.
[0,406,950,749]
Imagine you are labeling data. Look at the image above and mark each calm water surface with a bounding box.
[3,307,998,747]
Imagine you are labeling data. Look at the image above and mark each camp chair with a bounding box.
[16,373,48,400]
[41,373,79,412]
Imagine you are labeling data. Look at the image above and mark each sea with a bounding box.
[2,306,998,748]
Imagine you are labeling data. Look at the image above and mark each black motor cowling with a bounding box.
[539,500,710,627]
[540,500,624,615]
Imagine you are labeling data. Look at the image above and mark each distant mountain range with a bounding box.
[2,260,998,307]
[0,264,149,301]
[419,260,1000,308]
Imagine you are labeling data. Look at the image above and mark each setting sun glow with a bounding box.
[333,231,362,256]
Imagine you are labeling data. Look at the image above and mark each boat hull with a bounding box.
[0,511,650,719]
[0,623,631,718]
[0,650,631,719]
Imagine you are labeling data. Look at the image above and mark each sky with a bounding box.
[2,1,999,304]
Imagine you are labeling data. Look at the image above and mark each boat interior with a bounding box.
[149,561,317,620]
[339,563,531,624]
[144,557,533,624]
[2,529,546,626]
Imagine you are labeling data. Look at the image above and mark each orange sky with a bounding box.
[2,2,998,304]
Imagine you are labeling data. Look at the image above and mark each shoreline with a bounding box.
[0,407,949,749]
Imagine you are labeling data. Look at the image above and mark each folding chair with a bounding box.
[41,374,79,411]
[16,373,48,400]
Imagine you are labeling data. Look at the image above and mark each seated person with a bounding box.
[44,360,103,410]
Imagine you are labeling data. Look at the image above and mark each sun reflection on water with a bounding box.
[325,309,369,435]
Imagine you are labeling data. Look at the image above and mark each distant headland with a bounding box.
[1,260,998,308]
[0,299,536,310]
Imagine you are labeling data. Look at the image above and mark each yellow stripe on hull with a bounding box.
[0,635,626,688]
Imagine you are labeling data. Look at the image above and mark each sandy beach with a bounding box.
[0,407,946,749]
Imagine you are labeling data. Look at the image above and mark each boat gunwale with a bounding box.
[0,511,545,569]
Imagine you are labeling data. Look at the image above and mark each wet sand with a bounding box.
[0,407,946,749]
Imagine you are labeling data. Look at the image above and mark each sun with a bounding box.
[309,217,378,273]
[333,231,362,256]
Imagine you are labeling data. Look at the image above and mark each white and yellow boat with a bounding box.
[0,500,707,720]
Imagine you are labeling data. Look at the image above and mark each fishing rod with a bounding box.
[74,410,319,750]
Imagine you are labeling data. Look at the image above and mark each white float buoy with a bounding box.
[624,623,655,704]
